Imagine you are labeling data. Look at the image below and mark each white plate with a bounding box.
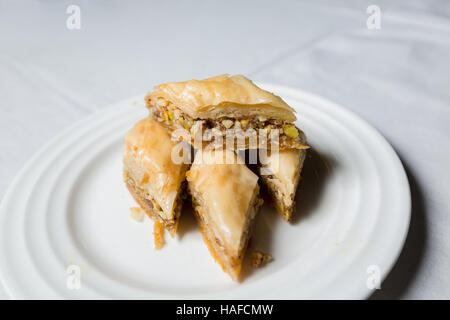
[0,84,410,299]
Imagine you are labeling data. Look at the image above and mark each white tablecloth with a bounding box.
[1,0,449,299]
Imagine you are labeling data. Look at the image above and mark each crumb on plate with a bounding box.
[251,251,273,268]
[129,207,145,222]
[153,220,165,250]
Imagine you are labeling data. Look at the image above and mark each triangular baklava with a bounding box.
[258,130,308,221]
[186,149,263,280]
[145,74,308,150]
[123,117,189,237]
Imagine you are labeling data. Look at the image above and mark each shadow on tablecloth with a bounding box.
[370,157,427,300]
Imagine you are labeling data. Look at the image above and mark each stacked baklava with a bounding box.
[123,74,308,280]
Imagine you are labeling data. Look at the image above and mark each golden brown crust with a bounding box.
[146,74,296,122]
[124,118,189,220]
[196,220,241,280]
[258,131,308,221]
[125,178,179,237]
[186,150,259,254]
[187,149,263,280]
[191,192,261,281]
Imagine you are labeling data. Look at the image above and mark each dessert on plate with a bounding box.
[186,149,264,280]
[145,74,308,150]
[258,130,307,221]
[123,117,189,237]
[122,73,309,279]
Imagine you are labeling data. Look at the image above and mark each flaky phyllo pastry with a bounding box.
[186,149,263,280]
[123,117,189,237]
[145,74,309,150]
[258,130,307,221]
[123,74,309,280]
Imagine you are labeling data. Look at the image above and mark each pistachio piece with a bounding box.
[163,111,173,122]
[283,125,298,138]
[151,200,162,212]
[222,119,234,129]
[179,117,191,130]
[240,119,249,128]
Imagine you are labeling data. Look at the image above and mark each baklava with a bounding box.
[186,149,263,280]
[123,117,189,237]
[145,74,308,150]
[258,130,307,221]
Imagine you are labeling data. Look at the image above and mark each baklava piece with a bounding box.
[186,149,263,280]
[145,74,308,150]
[258,131,308,221]
[123,117,189,237]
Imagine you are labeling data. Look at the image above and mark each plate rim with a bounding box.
[0,84,411,299]
[267,83,411,299]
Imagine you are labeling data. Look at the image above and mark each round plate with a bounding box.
[0,85,410,299]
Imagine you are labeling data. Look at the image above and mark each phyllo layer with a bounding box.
[123,117,190,236]
[186,149,263,280]
[146,74,308,150]
[258,130,307,221]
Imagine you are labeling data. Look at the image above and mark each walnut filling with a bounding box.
[146,97,306,150]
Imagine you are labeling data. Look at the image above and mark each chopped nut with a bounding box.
[129,207,145,222]
[179,117,191,130]
[222,119,234,129]
[151,200,162,212]
[283,125,299,138]
[195,207,204,217]
[163,111,173,122]
[251,252,273,268]
[240,119,249,128]
[156,98,168,107]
